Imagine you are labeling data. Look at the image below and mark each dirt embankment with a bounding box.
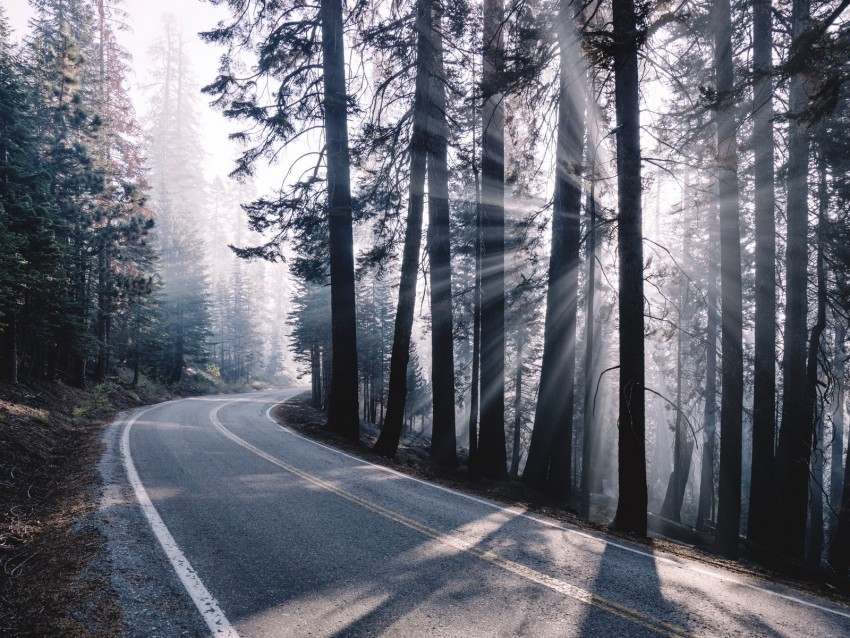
[0,376,204,637]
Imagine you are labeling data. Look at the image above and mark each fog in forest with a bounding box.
[2,0,849,575]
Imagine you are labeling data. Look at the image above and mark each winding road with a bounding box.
[114,389,850,637]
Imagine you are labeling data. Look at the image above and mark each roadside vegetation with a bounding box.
[0,369,254,637]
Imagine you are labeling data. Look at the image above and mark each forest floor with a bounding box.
[273,393,850,611]
[0,370,262,637]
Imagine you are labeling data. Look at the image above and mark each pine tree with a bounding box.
[144,15,211,383]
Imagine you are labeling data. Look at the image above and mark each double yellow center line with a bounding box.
[210,401,695,638]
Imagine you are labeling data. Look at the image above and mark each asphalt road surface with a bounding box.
[115,389,850,637]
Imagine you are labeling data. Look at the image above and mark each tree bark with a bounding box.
[829,323,846,553]
[510,328,524,477]
[805,153,828,567]
[661,224,693,524]
[774,0,812,559]
[322,0,360,441]
[374,0,431,458]
[611,0,647,535]
[478,0,508,478]
[809,416,825,567]
[747,0,777,549]
[829,406,850,577]
[712,0,744,559]
[697,202,719,531]
[468,197,482,467]
[522,0,585,501]
[427,0,458,467]
[580,135,601,518]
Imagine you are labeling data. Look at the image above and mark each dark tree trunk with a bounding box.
[712,0,744,559]
[468,198,482,467]
[697,202,719,531]
[747,0,777,550]
[372,18,427,454]
[830,324,846,552]
[809,417,825,567]
[311,344,321,408]
[322,0,360,442]
[478,0,508,479]
[829,412,850,577]
[805,155,828,567]
[322,345,332,411]
[427,0,458,467]
[611,0,647,536]
[661,233,693,524]
[46,343,58,382]
[580,149,601,518]
[522,0,584,501]
[72,355,87,389]
[774,0,812,559]
[510,328,524,477]
[2,313,18,385]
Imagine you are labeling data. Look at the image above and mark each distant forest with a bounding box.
[2,0,850,576]
[0,3,292,391]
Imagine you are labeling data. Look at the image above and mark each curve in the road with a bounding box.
[123,403,239,638]
[209,399,693,638]
[260,399,850,624]
[121,390,850,638]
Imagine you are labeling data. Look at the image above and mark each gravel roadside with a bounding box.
[95,408,209,637]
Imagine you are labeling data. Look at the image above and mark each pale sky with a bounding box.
[5,0,249,183]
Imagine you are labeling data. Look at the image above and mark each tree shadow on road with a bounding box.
[576,543,692,637]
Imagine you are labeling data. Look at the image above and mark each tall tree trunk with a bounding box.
[829,407,850,576]
[809,416,825,567]
[478,0,508,478]
[322,344,332,411]
[805,153,828,567]
[747,0,777,550]
[510,328,524,477]
[522,0,585,501]
[427,0,458,467]
[322,0,360,441]
[712,0,744,559]
[661,224,693,524]
[374,0,433,458]
[611,0,647,535]
[580,140,601,518]
[774,0,812,559]
[468,198,482,467]
[468,117,483,469]
[697,202,719,531]
[311,344,321,408]
[830,323,846,553]
[372,0,428,455]
[94,249,111,382]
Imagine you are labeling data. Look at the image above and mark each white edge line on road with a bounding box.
[121,405,240,638]
[262,398,850,621]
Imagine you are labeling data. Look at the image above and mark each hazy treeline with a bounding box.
[0,2,293,388]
